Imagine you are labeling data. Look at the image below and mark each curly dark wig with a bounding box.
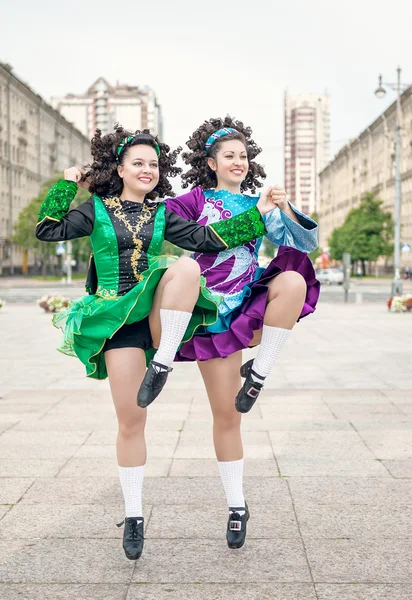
[84,124,181,199]
[181,116,266,194]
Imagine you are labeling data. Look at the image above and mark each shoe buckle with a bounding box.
[247,386,260,399]
[229,519,242,531]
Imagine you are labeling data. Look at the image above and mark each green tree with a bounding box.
[328,225,350,261]
[261,237,277,258]
[308,211,321,262]
[328,193,394,274]
[13,175,91,277]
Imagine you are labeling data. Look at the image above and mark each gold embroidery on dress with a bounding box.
[103,197,153,283]
[96,286,118,299]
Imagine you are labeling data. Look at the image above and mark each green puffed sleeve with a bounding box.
[36,181,95,242]
[210,205,267,248]
[164,205,267,253]
[37,180,78,224]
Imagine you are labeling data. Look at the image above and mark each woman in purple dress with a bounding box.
[155,116,320,549]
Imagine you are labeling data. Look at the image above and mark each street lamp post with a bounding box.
[374,67,409,296]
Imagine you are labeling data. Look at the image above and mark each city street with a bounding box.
[0,301,411,599]
[2,1,412,598]
[1,276,411,304]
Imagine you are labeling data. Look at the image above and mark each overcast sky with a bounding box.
[2,0,412,187]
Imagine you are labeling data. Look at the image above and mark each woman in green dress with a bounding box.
[35,125,276,561]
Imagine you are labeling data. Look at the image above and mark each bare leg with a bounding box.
[249,271,307,345]
[198,353,248,542]
[197,352,243,461]
[105,347,147,466]
[149,256,200,349]
[106,347,147,559]
[263,271,307,328]
[237,271,307,413]
[139,257,202,408]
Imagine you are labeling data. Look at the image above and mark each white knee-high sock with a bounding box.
[251,325,291,381]
[153,309,192,367]
[218,459,245,513]
[118,465,145,519]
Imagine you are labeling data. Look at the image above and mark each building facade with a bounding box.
[52,78,163,140]
[318,86,412,269]
[284,92,330,215]
[0,63,90,274]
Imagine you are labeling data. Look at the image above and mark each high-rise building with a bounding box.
[52,78,163,140]
[284,92,330,215]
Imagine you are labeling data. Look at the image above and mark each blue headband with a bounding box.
[205,128,237,151]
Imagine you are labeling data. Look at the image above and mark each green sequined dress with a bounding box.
[35,180,267,379]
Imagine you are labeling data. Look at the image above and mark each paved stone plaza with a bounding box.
[0,301,411,599]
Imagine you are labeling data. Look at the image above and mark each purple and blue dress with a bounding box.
[165,187,320,361]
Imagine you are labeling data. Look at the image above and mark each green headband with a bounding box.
[116,135,161,160]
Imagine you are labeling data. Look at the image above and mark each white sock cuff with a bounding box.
[261,324,291,337]
[118,464,146,475]
[160,308,192,319]
[217,458,244,469]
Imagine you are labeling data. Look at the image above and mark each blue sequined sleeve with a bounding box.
[262,202,318,252]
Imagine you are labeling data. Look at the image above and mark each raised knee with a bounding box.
[278,271,307,293]
[177,256,200,280]
[289,271,306,291]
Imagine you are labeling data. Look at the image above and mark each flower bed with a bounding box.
[387,295,412,312]
[37,295,70,313]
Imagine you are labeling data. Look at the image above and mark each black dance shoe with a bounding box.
[117,517,144,560]
[226,503,250,549]
[235,359,265,413]
[137,360,173,408]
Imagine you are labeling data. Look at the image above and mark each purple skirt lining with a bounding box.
[175,246,320,362]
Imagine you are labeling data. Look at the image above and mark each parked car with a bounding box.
[316,268,344,285]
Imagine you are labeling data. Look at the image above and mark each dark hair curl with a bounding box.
[181,116,266,194]
[84,124,181,199]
